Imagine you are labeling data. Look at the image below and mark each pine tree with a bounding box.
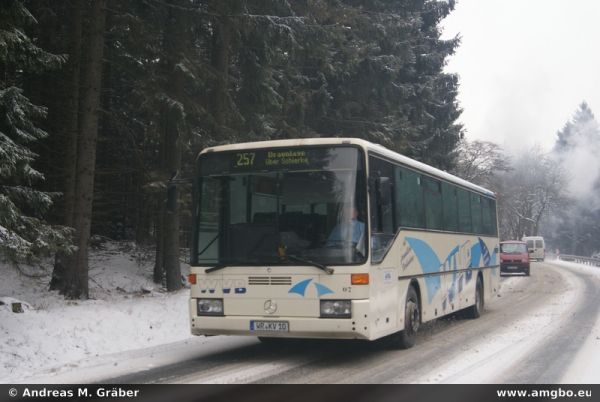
[268,0,464,170]
[554,102,599,152]
[0,0,72,262]
[6,0,466,287]
[549,102,600,256]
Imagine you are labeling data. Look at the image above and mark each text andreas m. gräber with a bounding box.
[18,387,139,398]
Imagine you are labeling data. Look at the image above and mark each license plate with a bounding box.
[250,320,289,332]
[507,266,518,270]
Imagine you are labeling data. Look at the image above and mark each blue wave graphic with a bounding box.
[405,237,441,303]
[479,238,491,266]
[470,242,482,268]
[314,283,334,297]
[288,279,312,296]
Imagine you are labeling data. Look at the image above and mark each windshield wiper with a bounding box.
[205,262,230,274]
[286,254,334,275]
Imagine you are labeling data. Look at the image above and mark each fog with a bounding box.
[441,0,600,153]
[554,118,600,207]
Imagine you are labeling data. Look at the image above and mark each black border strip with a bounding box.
[1,384,596,402]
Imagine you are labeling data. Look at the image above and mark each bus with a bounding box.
[188,138,499,348]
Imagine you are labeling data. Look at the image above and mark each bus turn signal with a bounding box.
[188,274,197,285]
[351,273,369,285]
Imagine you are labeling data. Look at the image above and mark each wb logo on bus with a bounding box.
[199,279,246,294]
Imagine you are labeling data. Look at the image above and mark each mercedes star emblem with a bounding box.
[264,299,277,314]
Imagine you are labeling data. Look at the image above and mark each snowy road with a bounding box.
[18,260,599,384]
[96,261,599,384]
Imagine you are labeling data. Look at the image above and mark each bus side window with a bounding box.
[395,166,424,229]
[423,176,443,230]
[457,188,471,233]
[442,182,458,232]
[369,156,396,263]
[481,196,497,235]
[471,193,483,234]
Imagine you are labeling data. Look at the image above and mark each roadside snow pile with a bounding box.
[0,242,192,382]
[551,258,600,276]
[548,258,600,383]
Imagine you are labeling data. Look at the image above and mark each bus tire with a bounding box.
[390,286,420,349]
[464,276,483,319]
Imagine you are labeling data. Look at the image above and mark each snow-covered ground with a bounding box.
[0,242,193,382]
[549,258,600,383]
[551,258,600,276]
[1,250,599,384]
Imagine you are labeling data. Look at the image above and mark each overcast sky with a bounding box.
[441,0,600,153]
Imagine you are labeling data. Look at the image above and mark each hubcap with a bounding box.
[407,300,419,332]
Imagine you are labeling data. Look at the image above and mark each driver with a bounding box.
[327,205,365,247]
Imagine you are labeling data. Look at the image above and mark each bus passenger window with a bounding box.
[369,156,396,263]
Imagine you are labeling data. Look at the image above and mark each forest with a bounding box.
[2,0,599,300]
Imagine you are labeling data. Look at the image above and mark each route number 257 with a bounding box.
[236,152,255,166]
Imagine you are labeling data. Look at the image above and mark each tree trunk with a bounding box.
[50,0,83,292]
[163,123,182,291]
[153,199,165,284]
[63,0,107,299]
[153,1,186,291]
[212,13,231,137]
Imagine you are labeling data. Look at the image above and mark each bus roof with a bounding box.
[198,138,496,198]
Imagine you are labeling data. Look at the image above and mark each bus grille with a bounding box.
[248,276,292,285]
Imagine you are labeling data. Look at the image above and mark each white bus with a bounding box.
[188,138,499,348]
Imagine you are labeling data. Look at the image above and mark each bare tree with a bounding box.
[497,147,567,240]
[451,139,510,189]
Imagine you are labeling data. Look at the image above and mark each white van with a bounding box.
[522,236,545,261]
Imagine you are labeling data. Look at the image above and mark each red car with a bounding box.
[500,241,530,276]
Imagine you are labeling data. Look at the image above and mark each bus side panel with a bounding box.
[368,244,403,340]
[377,230,499,331]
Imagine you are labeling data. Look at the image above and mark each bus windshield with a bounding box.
[193,146,366,266]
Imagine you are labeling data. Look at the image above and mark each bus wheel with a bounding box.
[465,276,483,319]
[390,286,420,349]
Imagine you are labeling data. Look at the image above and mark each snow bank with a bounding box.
[548,258,600,383]
[551,258,600,276]
[0,242,192,382]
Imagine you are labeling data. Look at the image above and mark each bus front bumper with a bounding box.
[190,299,373,340]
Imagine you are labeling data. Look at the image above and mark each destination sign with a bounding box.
[199,146,360,176]
[264,150,309,167]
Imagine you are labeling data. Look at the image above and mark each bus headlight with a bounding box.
[196,299,224,316]
[320,300,351,318]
